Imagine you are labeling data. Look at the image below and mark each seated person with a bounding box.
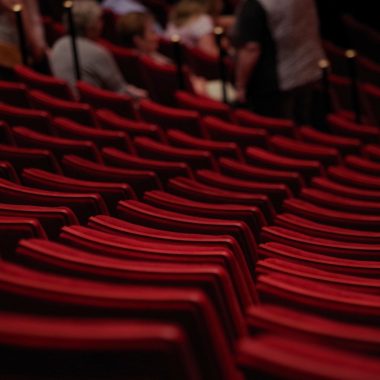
[165,0,233,58]
[49,0,146,98]
[118,11,236,102]
[117,11,169,65]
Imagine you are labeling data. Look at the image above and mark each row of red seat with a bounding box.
[1,63,380,379]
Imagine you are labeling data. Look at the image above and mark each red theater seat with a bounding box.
[269,135,341,166]
[96,108,165,142]
[134,136,218,171]
[0,261,239,380]
[246,304,380,354]
[245,147,322,181]
[0,144,62,174]
[76,80,137,120]
[233,108,294,136]
[143,189,266,239]
[14,64,74,100]
[0,80,29,107]
[22,168,135,214]
[53,117,134,153]
[0,202,78,240]
[139,99,201,136]
[256,258,380,295]
[167,129,244,161]
[61,154,162,197]
[0,103,52,134]
[29,90,97,126]
[275,213,380,244]
[195,169,291,211]
[297,125,361,154]
[344,154,380,175]
[102,147,193,183]
[261,225,380,260]
[12,126,102,163]
[0,216,47,258]
[0,178,108,224]
[88,214,256,308]
[258,242,380,278]
[168,176,276,223]
[0,161,18,183]
[311,176,380,202]
[283,198,380,231]
[0,312,201,380]
[17,238,247,347]
[219,157,303,194]
[176,90,231,120]
[201,116,268,148]
[237,334,380,380]
[116,199,258,268]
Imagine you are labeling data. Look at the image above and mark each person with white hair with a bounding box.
[49,0,146,98]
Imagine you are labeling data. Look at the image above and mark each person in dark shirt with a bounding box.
[233,0,325,124]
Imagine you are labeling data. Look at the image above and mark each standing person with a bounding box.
[49,0,146,98]
[233,0,325,124]
[0,0,47,68]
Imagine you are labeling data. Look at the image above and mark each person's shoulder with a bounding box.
[51,35,70,53]
[81,38,110,57]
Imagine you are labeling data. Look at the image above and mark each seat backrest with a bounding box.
[13,126,103,163]
[0,260,240,380]
[0,80,29,107]
[29,90,97,126]
[140,55,192,105]
[76,80,138,120]
[0,202,78,240]
[201,116,268,148]
[14,64,74,100]
[100,39,146,88]
[96,108,166,141]
[0,103,52,134]
[22,167,135,214]
[0,178,109,224]
[61,154,162,197]
[0,144,62,175]
[176,90,231,120]
[139,98,201,136]
[0,216,47,258]
[134,136,218,171]
[53,117,133,153]
[0,310,201,380]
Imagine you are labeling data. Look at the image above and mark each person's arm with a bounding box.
[235,41,260,103]
[197,33,219,58]
[23,0,47,62]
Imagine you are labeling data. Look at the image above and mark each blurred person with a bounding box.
[118,10,236,102]
[0,0,47,68]
[117,11,169,64]
[50,0,146,98]
[233,0,325,124]
[165,0,223,57]
[101,0,146,15]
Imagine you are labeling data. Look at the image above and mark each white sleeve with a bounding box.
[188,14,214,39]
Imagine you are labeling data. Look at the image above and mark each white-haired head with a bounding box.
[65,0,103,39]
